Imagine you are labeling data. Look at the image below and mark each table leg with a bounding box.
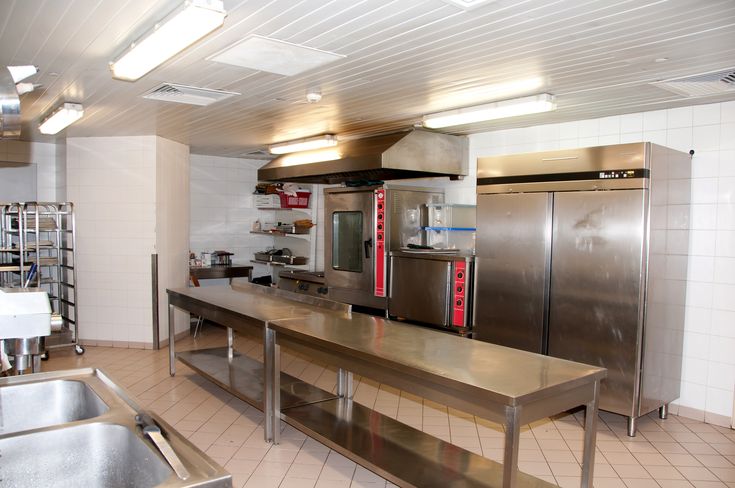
[581,380,601,488]
[168,303,176,376]
[503,405,521,488]
[337,368,353,399]
[264,327,280,444]
[227,327,234,360]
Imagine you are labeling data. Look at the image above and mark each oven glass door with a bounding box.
[332,211,363,272]
[325,189,374,297]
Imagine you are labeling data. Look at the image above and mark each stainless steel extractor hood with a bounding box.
[0,67,21,139]
[257,129,468,184]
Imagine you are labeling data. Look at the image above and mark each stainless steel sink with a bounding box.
[0,368,231,487]
[0,379,108,435]
[0,423,172,487]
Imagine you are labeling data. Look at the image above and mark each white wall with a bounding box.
[0,141,61,202]
[189,154,272,276]
[67,136,157,346]
[468,100,735,425]
[156,138,190,340]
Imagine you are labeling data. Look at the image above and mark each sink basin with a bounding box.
[0,423,173,487]
[0,379,108,435]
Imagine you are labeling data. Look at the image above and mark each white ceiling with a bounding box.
[2,0,735,157]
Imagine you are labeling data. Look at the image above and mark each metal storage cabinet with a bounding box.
[473,143,691,436]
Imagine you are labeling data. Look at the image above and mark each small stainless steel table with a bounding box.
[267,314,606,488]
[167,283,350,441]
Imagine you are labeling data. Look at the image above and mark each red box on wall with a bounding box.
[277,191,311,209]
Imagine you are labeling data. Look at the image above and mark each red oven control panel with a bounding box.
[452,260,467,327]
[374,189,386,297]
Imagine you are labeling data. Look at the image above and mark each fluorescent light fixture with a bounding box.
[7,65,38,83]
[270,135,338,155]
[110,0,226,81]
[422,93,556,128]
[39,103,84,135]
[279,149,342,167]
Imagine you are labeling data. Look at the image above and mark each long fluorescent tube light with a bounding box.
[269,135,338,155]
[110,0,226,81]
[279,149,342,166]
[422,93,556,128]
[39,103,84,135]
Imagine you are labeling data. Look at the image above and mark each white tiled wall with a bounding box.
[189,154,272,278]
[0,141,60,202]
[67,136,157,346]
[468,100,735,423]
[156,138,190,338]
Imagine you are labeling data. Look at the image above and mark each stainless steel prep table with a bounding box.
[267,314,607,488]
[167,283,351,441]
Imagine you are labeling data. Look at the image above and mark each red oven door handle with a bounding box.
[364,237,372,259]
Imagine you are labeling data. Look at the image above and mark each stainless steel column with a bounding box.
[151,253,159,350]
[168,303,176,376]
[337,368,353,399]
[264,327,280,444]
[502,406,521,488]
[581,380,601,488]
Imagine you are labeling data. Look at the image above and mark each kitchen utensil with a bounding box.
[135,412,190,480]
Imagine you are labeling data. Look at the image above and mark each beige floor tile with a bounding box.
[36,335,735,488]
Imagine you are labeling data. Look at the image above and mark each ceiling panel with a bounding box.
[1,0,734,157]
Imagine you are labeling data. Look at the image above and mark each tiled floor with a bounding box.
[44,328,735,488]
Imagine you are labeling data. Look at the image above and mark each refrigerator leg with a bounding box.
[627,416,637,437]
[659,404,669,420]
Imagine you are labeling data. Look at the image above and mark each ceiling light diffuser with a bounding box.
[441,0,498,10]
[208,35,345,76]
[110,0,226,81]
[422,93,556,128]
[39,103,84,135]
[270,135,338,155]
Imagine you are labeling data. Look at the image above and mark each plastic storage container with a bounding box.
[426,228,476,252]
[427,203,475,230]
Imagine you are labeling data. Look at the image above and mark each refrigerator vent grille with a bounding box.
[653,68,735,97]
[141,83,239,106]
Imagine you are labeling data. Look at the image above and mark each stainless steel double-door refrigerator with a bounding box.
[473,143,691,435]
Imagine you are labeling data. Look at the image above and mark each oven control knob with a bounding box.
[377,223,383,230]
[377,203,383,210]
[377,233,383,240]
[456,285,463,294]
[377,192,384,199]
[457,271,464,279]
[456,299,463,307]
[378,213,383,220]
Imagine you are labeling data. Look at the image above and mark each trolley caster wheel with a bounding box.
[41,352,49,361]
[75,345,85,355]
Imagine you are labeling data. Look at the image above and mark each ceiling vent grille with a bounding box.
[653,68,735,97]
[141,83,239,106]
[242,149,274,160]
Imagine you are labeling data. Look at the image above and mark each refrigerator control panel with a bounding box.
[374,189,386,297]
[452,261,467,327]
[599,170,637,179]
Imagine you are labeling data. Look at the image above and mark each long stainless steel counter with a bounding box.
[267,314,606,488]
[167,284,606,488]
[167,283,350,441]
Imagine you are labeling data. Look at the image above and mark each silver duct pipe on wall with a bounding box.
[0,67,21,140]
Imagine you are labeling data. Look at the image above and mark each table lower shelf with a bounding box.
[283,398,556,488]
[176,347,336,410]
[179,347,555,488]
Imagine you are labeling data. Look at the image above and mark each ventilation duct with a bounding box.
[0,67,21,139]
[653,68,735,97]
[142,83,239,106]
